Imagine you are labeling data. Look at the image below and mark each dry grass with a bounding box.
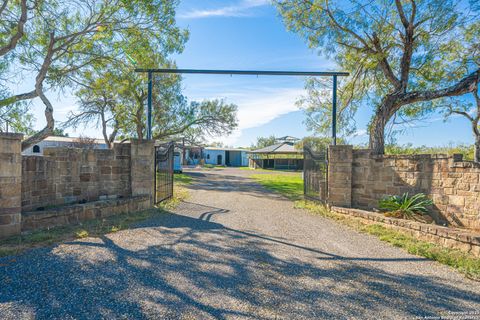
[295,200,480,281]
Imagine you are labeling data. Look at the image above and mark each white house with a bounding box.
[22,136,108,155]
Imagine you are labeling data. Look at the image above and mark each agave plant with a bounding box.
[378,193,433,221]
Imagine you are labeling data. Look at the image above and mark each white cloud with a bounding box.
[352,129,368,137]
[179,0,270,19]
[206,87,304,145]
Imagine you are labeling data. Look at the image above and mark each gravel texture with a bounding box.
[1,167,480,319]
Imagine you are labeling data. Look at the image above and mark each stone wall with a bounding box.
[0,133,23,238]
[22,144,132,211]
[328,146,353,207]
[22,195,151,231]
[327,145,480,231]
[332,206,480,257]
[130,139,155,205]
[0,135,156,238]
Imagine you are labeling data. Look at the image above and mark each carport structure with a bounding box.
[248,137,304,170]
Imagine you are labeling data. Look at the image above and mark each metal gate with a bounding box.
[155,143,174,204]
[303,146,328,202]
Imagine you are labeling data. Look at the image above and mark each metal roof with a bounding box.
[249,142,301,154]
[35,136,106,144]
[204,147,248,152]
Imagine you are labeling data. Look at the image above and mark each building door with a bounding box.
[225,151,231,166]
[217,154,222,165]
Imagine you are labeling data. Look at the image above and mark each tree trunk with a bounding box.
[369,117,386,155]
[369,96,397,155]
[21,91,54,150]
[21,33,56,151]
[100,110,111,148]
[136,123,144,141]
[475,135,480,163]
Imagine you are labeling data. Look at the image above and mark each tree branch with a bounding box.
[0,0,28,57]
[324,0,374,52]
[400,69,480,104]
[395,0,409,28]
[371,32,401,88]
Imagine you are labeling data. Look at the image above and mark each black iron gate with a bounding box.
[155,143,174,204]
[303,146,328,202]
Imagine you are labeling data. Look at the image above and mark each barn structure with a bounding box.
[248,136,303,170]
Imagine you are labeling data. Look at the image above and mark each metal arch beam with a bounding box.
[135,68,349,77]
[135,68,350,144]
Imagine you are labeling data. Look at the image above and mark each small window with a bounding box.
[207,154,210,160]
[32,145,40,153]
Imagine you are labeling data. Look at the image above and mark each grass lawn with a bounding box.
[240,167,300,173]
[174,172,193,185]
[250,173,480,280]
[250,173,303,200]
[295,201,480,281]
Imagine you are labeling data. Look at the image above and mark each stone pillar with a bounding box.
[328,145,353,207]
[130,139,155,205]
[0,133,23,238]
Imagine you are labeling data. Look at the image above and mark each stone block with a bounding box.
[448,195,465,206]
[0,223,21,238]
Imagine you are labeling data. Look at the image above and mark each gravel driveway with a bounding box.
[1,167,480,319]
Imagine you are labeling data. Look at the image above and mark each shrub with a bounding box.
[379,193,433,222]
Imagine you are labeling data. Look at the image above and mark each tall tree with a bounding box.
[442,18,480,162]
[153,99,238,142]
[297,77,357,138]
[444,88,480,162]
[276,0,480,154]
[68,64,238,145]
[63,70,120,148]
[295,136,344,151]
[0,0,187,150]
[251,135,277,149]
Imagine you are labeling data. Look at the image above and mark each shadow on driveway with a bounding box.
[1,209,479,319]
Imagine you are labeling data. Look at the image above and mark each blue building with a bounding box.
[203,147,248,167]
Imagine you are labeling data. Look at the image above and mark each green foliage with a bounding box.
[251,135,277,150]
[154,99,238,141]
[275,0,479,145]
[75,230,89,239]
[0,100,35,134]
[364,224,480,280]
[1,0,189,146]
[51,128,68,137]
[385,143,475,161]
[297,200,480,280]
[174,173,192,185]
[379,193,433,220]
[297,77,357,137]
[295,136,345,151]
[71,64,238,143]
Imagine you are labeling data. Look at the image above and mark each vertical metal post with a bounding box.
[153,146,157,204]
[182,138,186,165]
[332,75,337,146]
[147,71,153,140]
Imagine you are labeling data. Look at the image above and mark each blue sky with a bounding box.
[27,0,475,148]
